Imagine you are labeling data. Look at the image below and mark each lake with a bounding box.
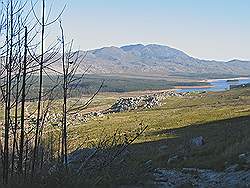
[176,77,250,93]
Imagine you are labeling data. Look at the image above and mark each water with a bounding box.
[176,77,250,93]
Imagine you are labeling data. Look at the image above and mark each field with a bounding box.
[65,87,250,185]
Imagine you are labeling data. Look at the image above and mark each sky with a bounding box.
[53,0,250,61]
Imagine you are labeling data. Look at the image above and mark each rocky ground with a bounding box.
[153,167,250,188]
[153,151,250,188]
[64,140,250,188]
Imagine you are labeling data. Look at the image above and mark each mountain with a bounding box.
[74,44,250,78]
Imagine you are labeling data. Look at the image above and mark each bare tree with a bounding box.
[31,0,46,175]
[18,26,28,176]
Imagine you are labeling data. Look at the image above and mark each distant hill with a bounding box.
[61,44,250,78]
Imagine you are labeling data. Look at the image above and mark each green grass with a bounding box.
[68,88,250,171]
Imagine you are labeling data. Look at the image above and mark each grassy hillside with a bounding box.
[68,88,250,174]
[5,87,248,186]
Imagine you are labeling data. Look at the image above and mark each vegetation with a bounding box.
[70,88,250,172]
[17,87,246,187]
[38,74,210,96]
[77,74,210,93]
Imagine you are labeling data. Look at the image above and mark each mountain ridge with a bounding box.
[69,44,250,77]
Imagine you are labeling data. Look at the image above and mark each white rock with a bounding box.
[190,136,205,147]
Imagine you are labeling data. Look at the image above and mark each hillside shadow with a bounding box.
[124,115,250,170]
[50,115,250,187]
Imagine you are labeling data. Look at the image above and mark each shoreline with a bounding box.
[201,77,250,83]
[174,85,214,89]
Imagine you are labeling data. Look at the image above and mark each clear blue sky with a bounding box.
[55,0,250,61]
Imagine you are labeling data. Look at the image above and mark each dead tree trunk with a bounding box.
[32,0,45,176]
[18,26,28,176]
[3,0,13,183]
[60,21,68,165]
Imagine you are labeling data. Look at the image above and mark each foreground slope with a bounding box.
[68,88,250,186]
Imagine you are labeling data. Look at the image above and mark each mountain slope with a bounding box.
[76,44,250,77]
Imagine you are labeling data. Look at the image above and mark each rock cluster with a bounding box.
[107,91,187,113]
[108,95,160,113]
